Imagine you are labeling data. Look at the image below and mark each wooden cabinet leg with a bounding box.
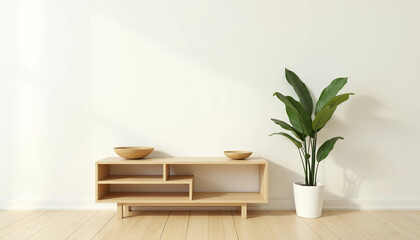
[241,204,247,219]
[123,205,130,217]
[117,203,123,219]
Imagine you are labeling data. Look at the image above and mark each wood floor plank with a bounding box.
[0,211,48,239]
[122,210,168,240]
[253,210,289,240]
[1,211,68,240]
[1,210,420,239]
[269,210,321,240]
[0,211,36,230]
[186,210,208,240]
[333,210,419,240]
[320,211,368,240]
[66,211,115,240]
[373,210,420,236]
[303,216,340,240]
[222,210,238,240]
[92,211,146,240]
[232,210,263,240]
[331,210,391,239]
[160,210,190,240]
[209,210,227,240]
[394,210,420,224]
[29,210,96,240]
[364,210,420,239]
[139,210,170,240]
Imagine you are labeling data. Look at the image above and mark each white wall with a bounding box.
[1,0,419,209]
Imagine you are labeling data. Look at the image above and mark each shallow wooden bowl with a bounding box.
[114,147,154,159]
[224,151,252,160]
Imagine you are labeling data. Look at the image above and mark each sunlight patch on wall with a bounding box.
[88,13,260,155]
[17,0,47,76]
[12,81,50,198]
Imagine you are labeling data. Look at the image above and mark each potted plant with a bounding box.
[270,68,353,218]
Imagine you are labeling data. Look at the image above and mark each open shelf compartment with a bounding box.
[95,157,268,219]
[96,163,193,201]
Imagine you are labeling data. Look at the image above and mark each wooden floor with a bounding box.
[0,210,419,240]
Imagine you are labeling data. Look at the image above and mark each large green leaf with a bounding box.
[285,68,313,115]
[274,92,312,136]
[270,118,304,140]
[317,137,344,162]
[324,93,354,109]
[315,77,348,114]
[269,132,302,148]
[312,93,353,131]
[312,105,336,131]
[286,96,313,135]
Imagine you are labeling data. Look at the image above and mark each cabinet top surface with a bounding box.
[97,157,268,165]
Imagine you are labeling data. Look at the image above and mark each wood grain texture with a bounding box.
[28,211,96,240]
[337,210,420,240]
[0,210,418,240]
[163,164,170,181]
[208,210,224,240]
[92,211,146,240]
[96,157,267,219]
[268,210,321,240]
[0,211,67,240]
[98,192,264,204]
[98,175,193,184]
[160,210,189,240]
[253,210,289,240]
[186,210,208,240]
[97,157,268,165]
[232,210,262,240]
[303,216,340,240]
[140,210,170,240]
[259,164,268,201]
[0,211,47,239]
[222,210,238,240]
[208,210,238,240]
[66,211,115,240]
[319,211,368,240]
[0,211,37,231]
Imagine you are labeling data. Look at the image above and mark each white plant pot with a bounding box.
[293,182,325,218]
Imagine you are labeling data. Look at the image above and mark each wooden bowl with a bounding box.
[114,147,154,159]
[224,151,252,160]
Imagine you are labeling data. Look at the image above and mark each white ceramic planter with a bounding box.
[293,182,325,218]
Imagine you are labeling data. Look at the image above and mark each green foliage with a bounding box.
[270,118,304,140]
[317,137,344,163]
[285,68,313,114]
[269,132,302,148]
[273,93,312,136]
[312,93,354,131]
[270,69,353,186]
[315,77,347,114]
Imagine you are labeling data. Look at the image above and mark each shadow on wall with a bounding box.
[325,93,411,199]
[263,93,393,208]
[329,94,377,198]
[148,150,175,158]
[264,160,360,210]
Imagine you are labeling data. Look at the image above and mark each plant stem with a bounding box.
[298,148,307,184]
[307,137,312,185]
[303,138,309,185]
[314,161,320,184]
[309,138,314,185]
[311,131,317,185]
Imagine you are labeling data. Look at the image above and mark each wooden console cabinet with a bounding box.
[95,157,268,219]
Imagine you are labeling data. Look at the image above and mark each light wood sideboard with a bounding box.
[95,157,268,219]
